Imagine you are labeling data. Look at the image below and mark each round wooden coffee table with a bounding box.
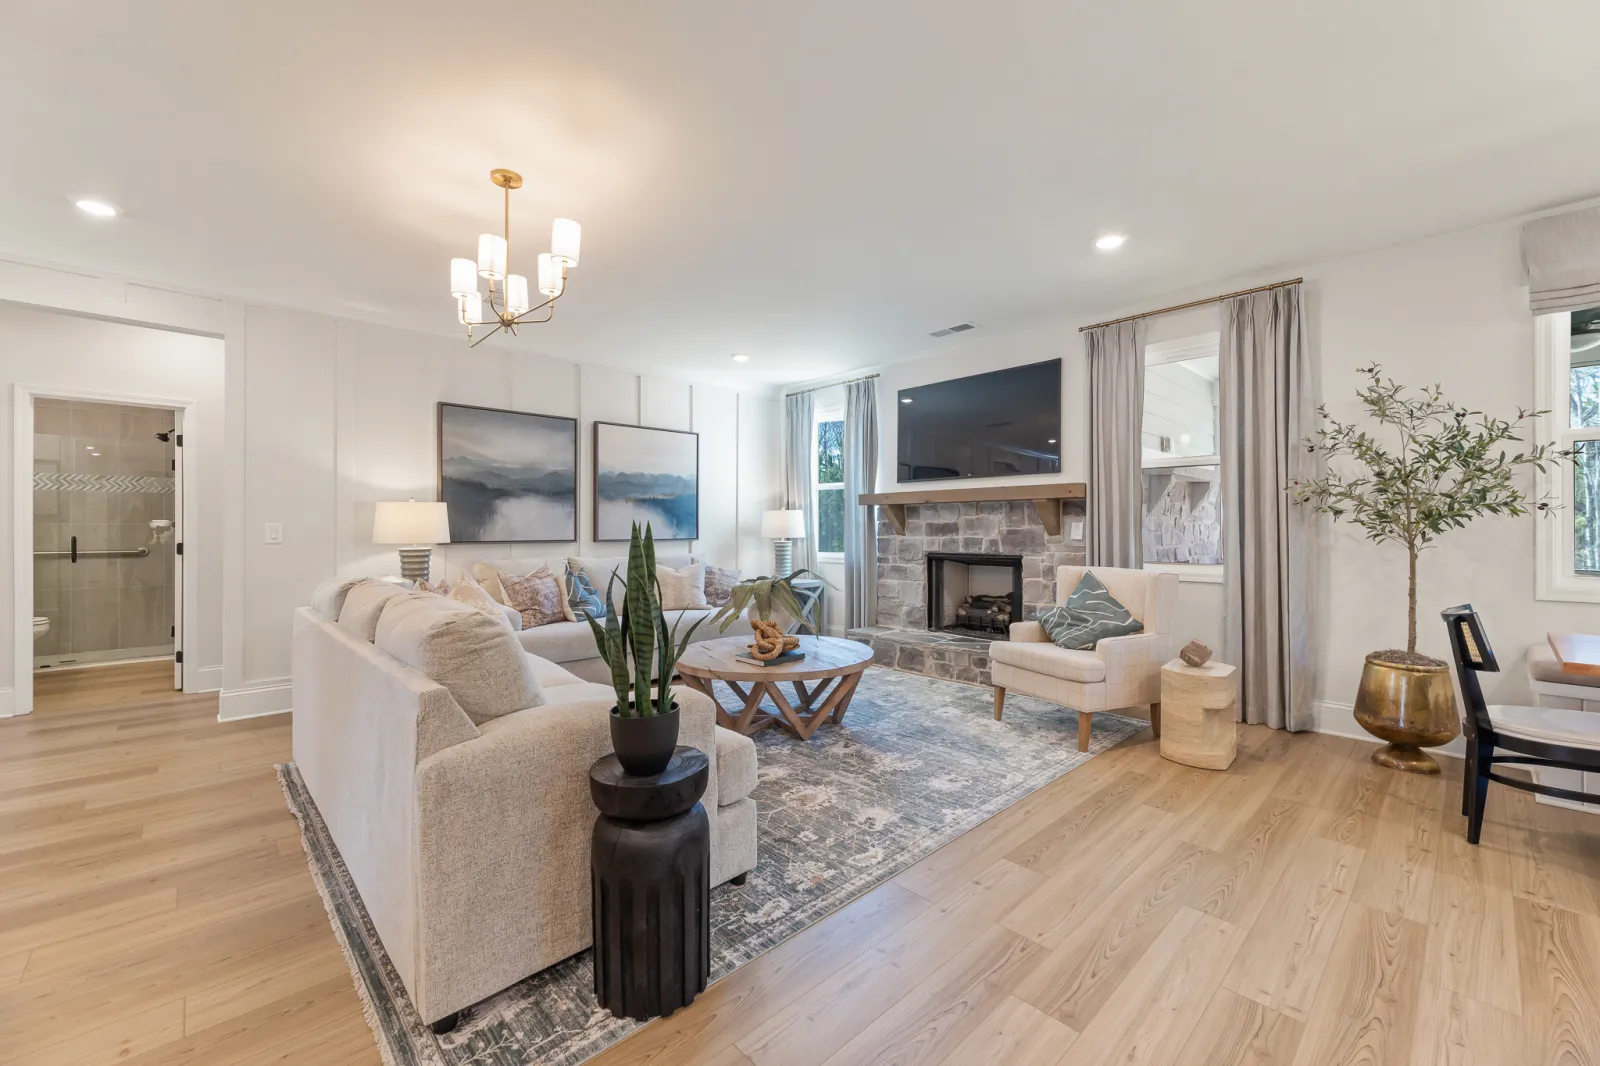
[675,635,874,740]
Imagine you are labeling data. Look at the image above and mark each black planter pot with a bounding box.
[610,705,681,776]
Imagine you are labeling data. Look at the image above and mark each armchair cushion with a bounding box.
[988,640,1106,683]
[1037,571,1144,650]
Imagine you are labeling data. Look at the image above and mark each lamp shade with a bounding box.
[506,273,531,315]
[551,218,581,267]
[457,290,482,325]
[373,501,451,545]
[537,252,563,297]
[450,257,478,298]
[477,233,507,280]
[761,509,807,539]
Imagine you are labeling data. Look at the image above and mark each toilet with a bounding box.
[32,616,49,640]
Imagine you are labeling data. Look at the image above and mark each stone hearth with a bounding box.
[849,498,1086,686]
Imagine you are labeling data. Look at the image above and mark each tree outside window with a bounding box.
[815,419,844,555]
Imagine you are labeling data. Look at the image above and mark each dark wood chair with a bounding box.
[1442,604,1600,844]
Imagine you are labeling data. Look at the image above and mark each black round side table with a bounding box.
[589,745,711,1021]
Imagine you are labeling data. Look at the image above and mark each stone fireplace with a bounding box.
[848,496,1086,685]
[925,552,1022,637]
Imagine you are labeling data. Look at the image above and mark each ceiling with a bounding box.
[4,2,1600,388]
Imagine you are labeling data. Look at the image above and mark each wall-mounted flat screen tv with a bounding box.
[896,359,1061,482]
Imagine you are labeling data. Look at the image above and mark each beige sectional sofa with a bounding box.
[474,553,753,683]
[290,582,759,1026]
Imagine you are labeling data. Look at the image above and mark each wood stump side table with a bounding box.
[589,746,710,1021]
[1159,659,1238,770]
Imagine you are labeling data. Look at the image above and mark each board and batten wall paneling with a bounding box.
[737,391,782,576]
[694,384,740,575]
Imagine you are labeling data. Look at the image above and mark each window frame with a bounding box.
[1534,311,1600,602]
[813,406,845,562]
[1141,332,1224,583]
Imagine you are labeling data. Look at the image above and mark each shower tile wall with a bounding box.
[34,400,176,667]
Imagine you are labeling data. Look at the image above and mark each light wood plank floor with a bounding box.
[6,662,1600,1065]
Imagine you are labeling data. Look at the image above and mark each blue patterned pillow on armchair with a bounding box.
[1037,571,1143,650]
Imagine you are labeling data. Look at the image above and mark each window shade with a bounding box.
[1521,206,1600,314]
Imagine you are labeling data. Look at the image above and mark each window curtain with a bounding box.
[843,377,879,630]
[1219,284,1314,731]
[1086,319,1146,567]
[1521,205,1600,314]
[783,390,818,576]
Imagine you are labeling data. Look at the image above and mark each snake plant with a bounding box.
[582,522,705,718]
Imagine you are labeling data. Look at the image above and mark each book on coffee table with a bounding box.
[733,650,806,668]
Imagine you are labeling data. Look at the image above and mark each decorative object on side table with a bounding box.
[676,635,873,739]
[761,509,807,577]
[371,499,450,583]
[1159,658,1237,770]
[584,522,707,775]
[1179,639,1213,667]
[589,746,710,1021]
[1290,364,1569,774]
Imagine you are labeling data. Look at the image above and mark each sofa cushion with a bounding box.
[517,620,600,664]
[525,652,585,689]
[657,563,709,611]
[568,554,697,605]
[336,581,410,641]
[501,566,569,628]
[988,639,1107,683]
[1038,572,1144,650]
[714,726,757,804]
[566,566,606,620]
[704,565,739,608]
[311,576,370,620]
[375,594,544,724]
[448,573,515,630]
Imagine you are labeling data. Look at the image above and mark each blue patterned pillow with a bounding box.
[567,566,605,620]
[1037,571,1143,650]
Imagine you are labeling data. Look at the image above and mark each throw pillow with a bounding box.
[703,565,739,608]
[449,572,514,630]
[375,594,543,724]
[656,563,709,611]
[472,563,510,606]
[567,565,605,620]
[1037,571,1144,650]
[311,576,370,620]
[336,581,410,642]
[415,577,451,596]
[501,565,568,628]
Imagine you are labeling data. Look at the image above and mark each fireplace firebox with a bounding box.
[925,552,1023,638]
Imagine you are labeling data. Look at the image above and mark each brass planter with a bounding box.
[1352,652,1459,774]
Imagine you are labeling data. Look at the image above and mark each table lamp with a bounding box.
[373,499,450,583]
[761,509,807,577]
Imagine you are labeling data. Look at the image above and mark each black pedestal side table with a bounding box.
[589,746,711,1020]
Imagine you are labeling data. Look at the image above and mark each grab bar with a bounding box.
[33,547,149,559]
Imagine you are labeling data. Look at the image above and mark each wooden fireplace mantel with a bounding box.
[858,482,1086,537]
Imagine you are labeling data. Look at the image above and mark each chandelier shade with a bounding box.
[538,253,563,297]
[506,274,531,315]
[449,169,580,346]
[450,258,477,298]
[476,234,507,280]
[551,218,582,267]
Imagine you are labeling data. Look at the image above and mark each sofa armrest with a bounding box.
[1010,620,1049,643]
[497,602,524,631]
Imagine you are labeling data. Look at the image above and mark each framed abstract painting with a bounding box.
[436,402,578,543]
[592,421,699,541]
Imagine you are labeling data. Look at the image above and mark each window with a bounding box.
[1141,333,1223,579]
[815,415,845,556]
[1535,308,1600,600]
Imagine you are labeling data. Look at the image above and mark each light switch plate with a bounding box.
[264,523,284,544]
[1069,520,1084,541]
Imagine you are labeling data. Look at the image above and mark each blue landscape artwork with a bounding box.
[438,403,577,542]
[593,422,699,541]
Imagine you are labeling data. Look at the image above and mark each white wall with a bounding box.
[0,260,779,719]
[0,305,227,709]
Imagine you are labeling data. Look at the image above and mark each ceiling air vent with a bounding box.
[929,322,978,338]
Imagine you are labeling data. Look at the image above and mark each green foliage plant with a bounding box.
[709,570,832,633]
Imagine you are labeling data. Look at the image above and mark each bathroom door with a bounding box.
[172,414,183,690]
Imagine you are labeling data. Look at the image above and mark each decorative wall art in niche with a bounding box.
[437,402,578,542]
[593,422,700,541]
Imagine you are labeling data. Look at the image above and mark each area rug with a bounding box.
[278,667,1144,1066]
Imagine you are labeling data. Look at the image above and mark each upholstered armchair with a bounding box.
[989,565,1180,750]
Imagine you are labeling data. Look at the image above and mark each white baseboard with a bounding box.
[1309,698,1465,759]
[192,664,223,693]
[218,678,292,722]
[0,687,12,718]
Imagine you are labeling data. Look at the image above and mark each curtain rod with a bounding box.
[783,372,880,398]
[1077,277,1303,333]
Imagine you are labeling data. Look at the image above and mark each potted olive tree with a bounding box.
[1290,364,1564,774]
[583,522,706,775]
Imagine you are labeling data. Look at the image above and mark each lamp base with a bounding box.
[397,548,433,584]
[772,540,793,579]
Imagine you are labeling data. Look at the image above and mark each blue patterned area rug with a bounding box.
[278,667,1144,1066]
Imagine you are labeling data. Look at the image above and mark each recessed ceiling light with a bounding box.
[730,352,749,363]
[74,199,120,218]
[1047,438,1057,444]
[900,397,913,404]
[1094,233,1127,251]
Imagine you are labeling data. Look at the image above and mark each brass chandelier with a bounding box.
[449,168,581,346]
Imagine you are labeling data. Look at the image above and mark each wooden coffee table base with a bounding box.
[679,670,865,740]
